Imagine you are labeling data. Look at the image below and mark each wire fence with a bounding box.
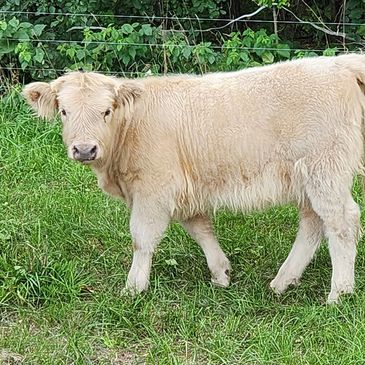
[1,9,365,27]
[3,38,331,53]
[0,66,141,76]
[0,7,364,78]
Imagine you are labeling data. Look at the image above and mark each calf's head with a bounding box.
[23,72,143,164]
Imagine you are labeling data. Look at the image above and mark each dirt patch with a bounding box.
[89,346,146,365]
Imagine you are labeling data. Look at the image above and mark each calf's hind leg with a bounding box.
[270,205,323,294]
[306,184,360,303]
[181,215,231,287]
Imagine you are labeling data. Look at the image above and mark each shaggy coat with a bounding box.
[23,54,365,303]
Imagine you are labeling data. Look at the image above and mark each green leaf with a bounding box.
[261,51,274,63]
[307,51,318,57]
[276,47,291,59]
[51,20,60,28]
[128,47,136,59]
[121,53,130,65]
[66,48,76,58]
[14,30,29,41]
[76,49,85,60]
[32,24,46,37]
[121,24,134,34]
[182,47,191,59]
[111,28,119,40]
[19,22,32,29]
[208,54,215,64]
[8,18,20,29]
[34,48,45,63]
[141,24,152,36]
[250,61,262,67]
[254,48,264,57]
[239,51,249,62]
[22,52,32,63]
[0,21,6,31]
[322,47,338,57]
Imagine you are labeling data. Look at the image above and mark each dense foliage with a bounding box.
[0,0,364,82]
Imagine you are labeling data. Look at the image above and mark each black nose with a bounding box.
[72,144,98,162]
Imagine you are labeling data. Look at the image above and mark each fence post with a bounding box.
[272,2,278,42]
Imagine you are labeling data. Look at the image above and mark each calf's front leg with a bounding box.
[125,202,170,294]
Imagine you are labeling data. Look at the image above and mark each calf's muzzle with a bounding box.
[72,144,98,162]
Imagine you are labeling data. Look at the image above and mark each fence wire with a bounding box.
[1,9,365,27]
[3,38,332,53]
[0,7,364,78]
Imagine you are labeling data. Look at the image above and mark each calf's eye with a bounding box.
[104,109,111,116]
[61,109,67,116]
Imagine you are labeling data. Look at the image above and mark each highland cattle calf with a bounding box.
[23,54,365,303]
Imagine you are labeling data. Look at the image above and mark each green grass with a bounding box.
[2,87,365,364]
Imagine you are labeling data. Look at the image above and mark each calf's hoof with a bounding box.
[326,284,354,304]
[122,276,149,296]
[270,275,299,294]
[211,267,231,288]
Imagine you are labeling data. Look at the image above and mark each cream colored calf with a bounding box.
[23,54,365,303]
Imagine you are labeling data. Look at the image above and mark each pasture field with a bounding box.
[2,88,365,364]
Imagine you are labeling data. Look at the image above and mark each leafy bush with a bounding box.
[0,18,48,74]
[57,23,162,75]
[0,0,364,81]
[221,28,291,70]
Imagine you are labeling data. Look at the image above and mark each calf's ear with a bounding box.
[22,82,58,119]
[115,80,144,121]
